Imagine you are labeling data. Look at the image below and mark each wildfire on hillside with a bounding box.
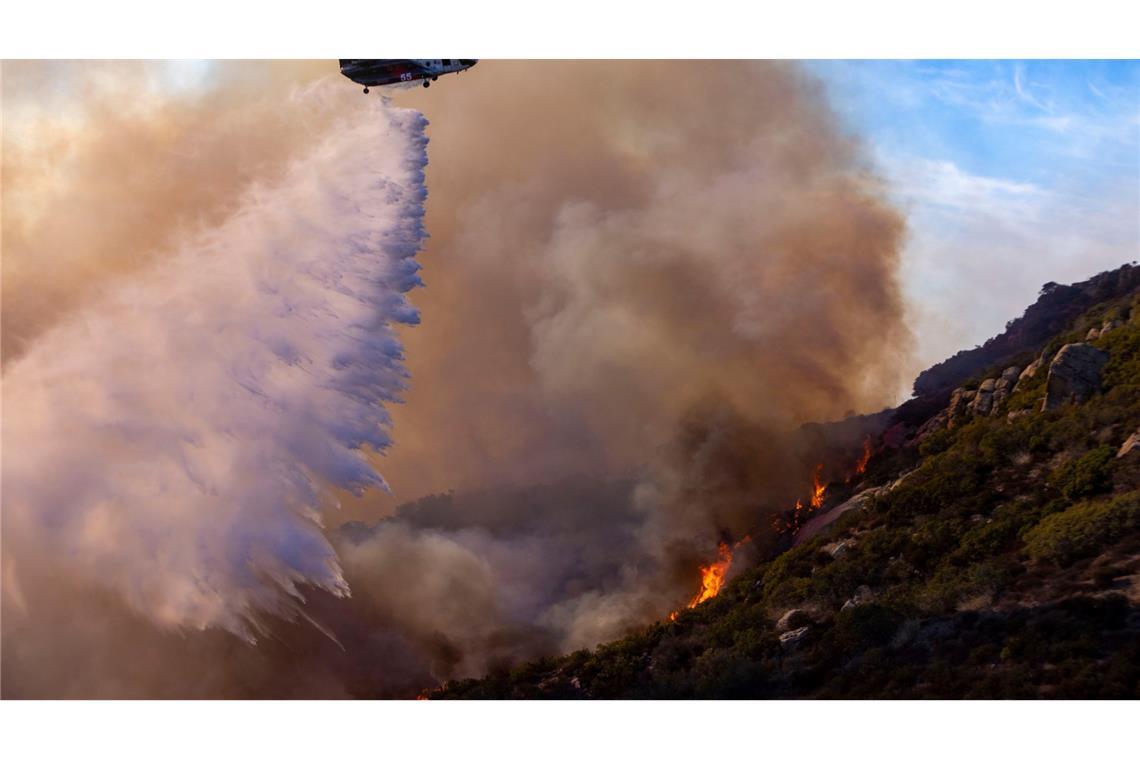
[669,535,753,620]
[671,436,877,620]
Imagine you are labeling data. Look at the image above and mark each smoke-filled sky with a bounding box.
[1,60,1136,698]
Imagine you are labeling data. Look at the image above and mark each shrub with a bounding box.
[1099,322,1140,390]
[918,427,954,457]
[880,448,991,518]
[914,559,1015,614]
[1048,446,1115,500]
[950,512,1022,565]
[1024,493,1140,565]
[1006,369,1048,412]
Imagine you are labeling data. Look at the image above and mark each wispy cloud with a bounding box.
[812,60,1139,384]
[888,156,1050,215]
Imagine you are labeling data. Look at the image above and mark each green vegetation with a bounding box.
[1049,446,1115,500]
[1025,494,1140,566]
[436,288,1140,700]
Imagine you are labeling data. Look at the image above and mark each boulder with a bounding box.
[1119,429,1140,459]
[914,409,949,441]
[889,471,914,490]
[778,626,810,649]
[794,487,886,545]
[777,609,813,632]
[1041,343,1109,411]
[841,585,874,611]
[1013,351,1047,394]
[998,365,1021,386]
[970,378,997,416]
[1086,327,1101,340]
[821,539,855,559]
[947,388,976,428]
[990,365,1022,410]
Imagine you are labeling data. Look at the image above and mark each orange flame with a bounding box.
[810,464,826,510]
[781,463,829,536]
[687,541,733,608]
[854,435,873,476]
[670,536,754,620]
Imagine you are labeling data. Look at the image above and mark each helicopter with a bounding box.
[339,59,478,93]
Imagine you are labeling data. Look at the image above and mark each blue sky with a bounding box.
[811,60,1140,381]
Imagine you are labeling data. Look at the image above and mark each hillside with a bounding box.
[434,264,1140,699]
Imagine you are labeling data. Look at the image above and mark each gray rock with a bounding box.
[947,387,976,428]
[971,378,997,416]
[777,609,813,632]
[778,626,810,648]
[1007,409,1033,422]
[841,585,874,611]
[990,365,1022,411]
[914,409,950,441]
[1013,352,1047,394]
[1086,327,1101,340]
[888,471,914,491]
[1119,429,1140,459]
[822,539,855,559]
[794,487,886,545]
[1041,343,1109,411]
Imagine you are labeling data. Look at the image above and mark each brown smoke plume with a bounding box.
[374,60,910,512]
[2,60,911,697]
[2,60,327,363]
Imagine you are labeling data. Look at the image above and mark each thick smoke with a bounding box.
[2,61,912,697]
[377,60,910,507]
[1,61,333,364]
